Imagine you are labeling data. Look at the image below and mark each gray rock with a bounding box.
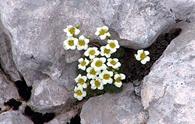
[0,111,33,124]
[0,70,19,109]
[0,0,175,56]
[0,0,81,89]
[0,0,194,89]
[81,83,148,124]
[0,0,194,119]
[0,20,20,82]
[46,109,79,124]
[133,80,142,97]
[29,78,70,113]
[141,22,195,124]
[104,0,175,48]
[161,0,195,21]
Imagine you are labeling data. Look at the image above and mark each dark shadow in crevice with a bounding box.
[24,106,55,124]
[14,79,32,101]
[67,114,81,124]
[117,28,182,82]
[4,98,22,110]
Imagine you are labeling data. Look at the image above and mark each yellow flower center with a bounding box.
[90,69,96,75]
[95,80,101,87]
[69,27,75,35]
[95,60,103,67]
[89,50,95,55]
[109,42,116,48]
[110,60,117,65]
[104,48,111,54]
[103,74,110,80]
[140,52,146,60]
[78,78,85,84]
[68,40,74,46]
[80,61,86,66]
[115,77,121,82]
[78,40,85,46]
[99,29,107,35]
[76,90,82,96]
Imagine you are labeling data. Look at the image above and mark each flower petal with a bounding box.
[144,56,150,62]
[141,59,147,64]
[144,51,150,55]
[135,54,141,61]
[137,50,144,55]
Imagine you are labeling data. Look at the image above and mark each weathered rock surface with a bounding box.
[0,0,193,91]
[162,0,195,21]
[0,0,81,89]
[0,111,33,124]
[0,0,81,113]
[0,70,19,109]
[46,109,79,124]
[99,0,175,48]
[29,78,70,113]
[141,22,195,124]
[0,20,20,82]
[0,0,195,123]
[81,83,148,124]
[0,0,176,49]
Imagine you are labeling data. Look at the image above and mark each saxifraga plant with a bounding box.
[63,25,150,100]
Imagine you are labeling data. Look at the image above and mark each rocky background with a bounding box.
[0,0,194,124]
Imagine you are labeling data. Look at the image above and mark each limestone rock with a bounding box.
[0,0,175,58]
[141,22,195,124]
[46,109,79,124]
[0,71,19,109]
[0,0,171,114]
[0,20,20,82]
[161,0,195,21]
[0,111,33,124]
[0,0,81,89]
[0,0,194,89]
[29,78,70,113]
[81,83,148,124]
[0,0,195,120]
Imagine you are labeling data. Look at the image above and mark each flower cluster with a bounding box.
[63,25,126,100]
[63,25,89,50]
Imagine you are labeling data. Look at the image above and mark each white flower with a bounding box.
[95,26,111,40]
[84,47,100,59]
[77,35,89,50]
[63,25,80,37]
[134,50,150,64]
[106,40,120,52]
[74,85,86,101]
[91,57,107,71]
[107,58,121,69]
[90,78,104,90]
[75,74,87,88]
[99,70,113,84]
[78,58,89,70]
[114,73,126,88]
[63,37,78,50]
[86,67,100,79]
[100,46,112,58]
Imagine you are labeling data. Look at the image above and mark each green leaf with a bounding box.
[75,24,80,29]
[104,84,123,93]
[112,47,125,58]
